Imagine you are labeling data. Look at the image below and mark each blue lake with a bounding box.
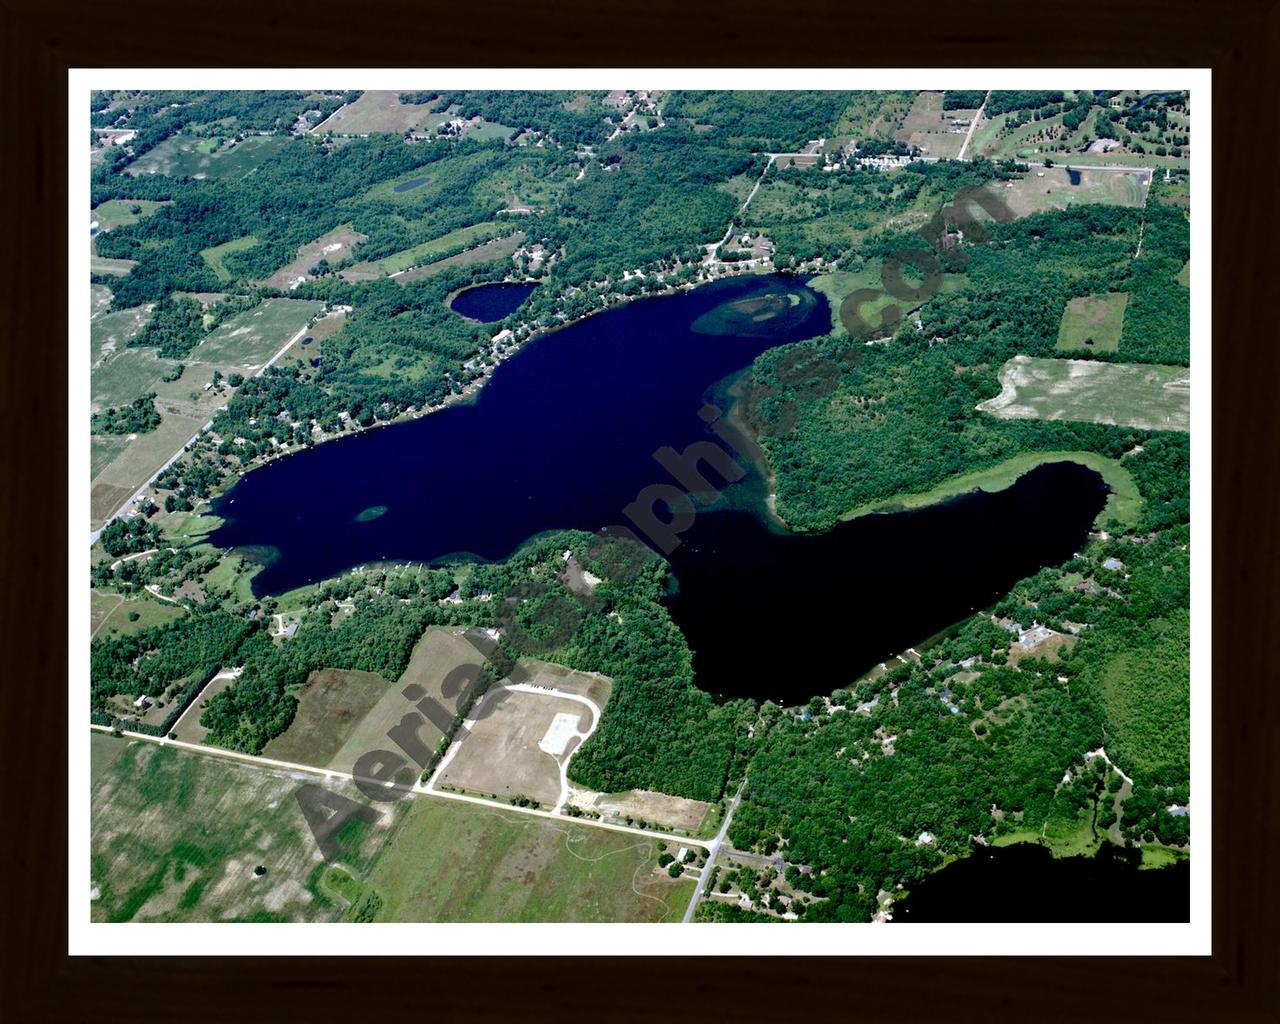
[449,281,539,322]
[211,275,1108,702]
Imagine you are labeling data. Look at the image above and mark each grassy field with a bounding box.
[188,298,322,369]
[90,742,396,922]
[342,222,505,278]
[328,627,496,775]
[125,134,289,180]
[833,91,915,139]
[258,225,366,290]
[90,344,169,410]
[315,90,443,135]
[810,265,969,338]
[90,731,130,787]
[91,199,168,232]
[200,235,259,282]
[839,449,1142,529]
[91,255,137,276]
[394,232,524,285]
[275,308,348,372]
[978,355,1190,432]
[91,590,185,640]
[1177,260,1191,287]
[90,298,322,528]
[90,304,152,376]
[263,668,390,767]
[1055,293,1130,353]
[894,90,977,160]
[985,167,1147,220]
[366,797,696,922]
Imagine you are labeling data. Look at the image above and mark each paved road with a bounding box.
[681,776,748,923]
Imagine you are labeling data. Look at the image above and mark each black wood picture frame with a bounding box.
[3,1,1274,1018]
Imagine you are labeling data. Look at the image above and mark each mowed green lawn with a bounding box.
[1055,292,1129,353]
[366,797,696,922]
[91,742,394,923]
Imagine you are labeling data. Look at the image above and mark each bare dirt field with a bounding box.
[566,786,714,833]
[314,91,444,135]
[978,355,1190,432]
[327,627,497,775]
[437,687,594,806]
[257,226,366,290]
[510,659,612,707]
[262,668,389,767]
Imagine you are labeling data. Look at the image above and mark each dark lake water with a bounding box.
[449,281,539,322]
[211,274,1109,701]
[1067,168,1082,185]
[893,843,1189,922]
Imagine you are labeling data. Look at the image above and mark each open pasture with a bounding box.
[276,308,348,371]
[327,627,497,775]
[90,304,152,374]
[262,668,390,768]
[341,222,503,279]
[834,91,915,139]
[90,343,169,411]
[258,225,366,290]
[91,255,137,276]
[91,199,168,233]
[315,91,445,135]
[894,90,977,159]
[393,232,524,285]
[986,167,1148,220]
[978,355,1190,432]
[125,134,289,180]
[90,742,394,922]
[366,797,695,922]
[200,235,259,282]
[437,686,594,806]
[1055,292,1129,353]
[187,298,322,370]
[810,265,968,338]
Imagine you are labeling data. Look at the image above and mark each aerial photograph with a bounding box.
[84,85,1194,928]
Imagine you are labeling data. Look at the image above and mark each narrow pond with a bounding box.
[211,275,1108,703]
